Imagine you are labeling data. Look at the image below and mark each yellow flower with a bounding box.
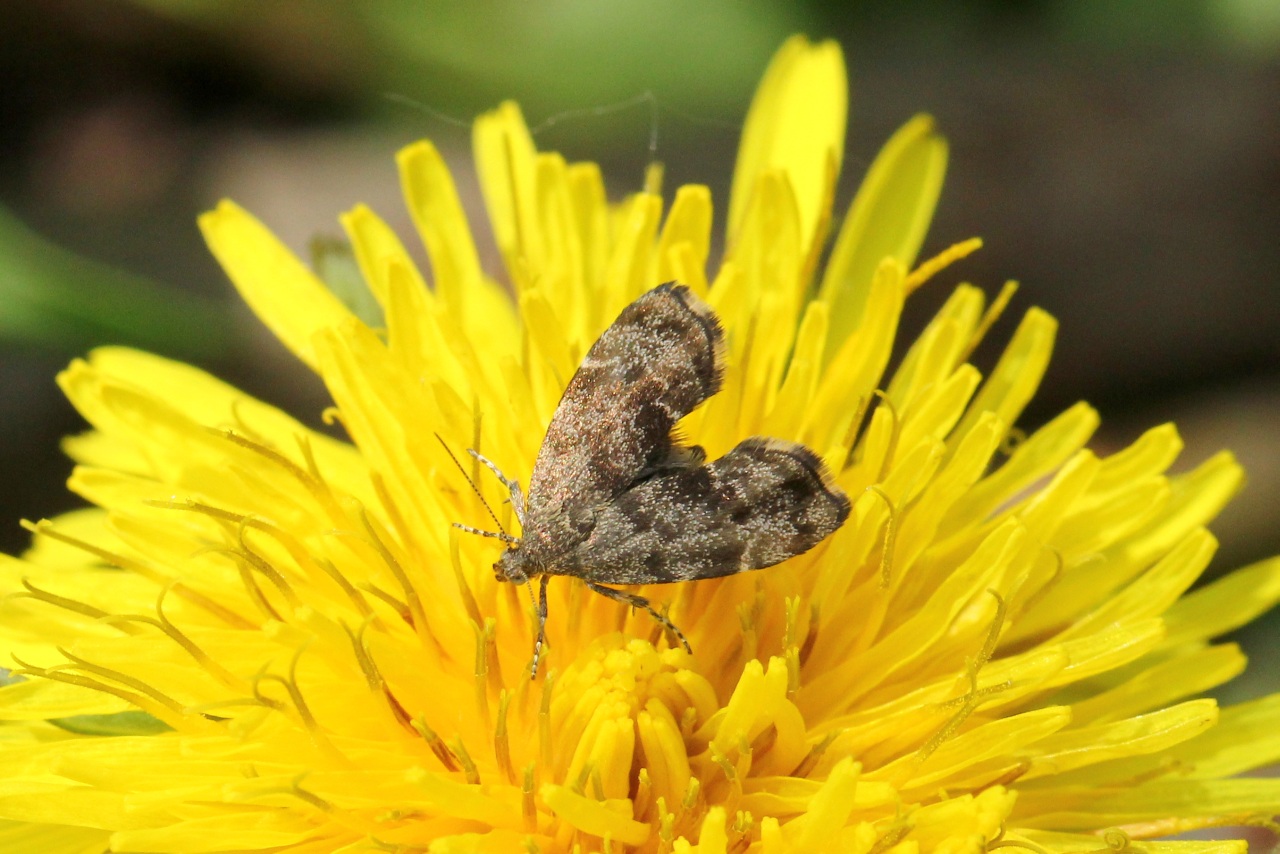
[2,34,1279,854]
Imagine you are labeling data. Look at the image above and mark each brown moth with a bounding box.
[453,282,850,677]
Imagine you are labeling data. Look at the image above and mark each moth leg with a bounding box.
[585,581,693,655]
[467,448,526,527]
[530,575,549,680]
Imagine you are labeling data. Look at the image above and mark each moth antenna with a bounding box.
[451,522,519,544]
[530,575,549,679]
[435,433,511,538]
[466,449,526,527]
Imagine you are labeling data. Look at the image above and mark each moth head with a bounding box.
[494,545,530,585]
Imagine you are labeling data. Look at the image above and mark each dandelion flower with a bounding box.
[3,35,1280,854]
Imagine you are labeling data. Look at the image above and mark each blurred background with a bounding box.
[1,0,1278,700]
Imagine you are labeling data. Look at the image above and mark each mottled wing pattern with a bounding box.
[523,283,724,561]
[566,437,851,584]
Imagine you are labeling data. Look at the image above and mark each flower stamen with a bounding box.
[569,761,593,796]
[792,729,841,778]
[1000,426,1028,456]
[865,485,899,591]
[988,827,1054,854]
[288,776,335,815]
[902,237,983,296]
[634,767,652,818]
[213,428,347,524]
[799,602,820,667]
[11,654,188,728]
[783,596,803,695]
[317,556,376,620]
[57,646,190,715]
[832,392,872,470]
[342,619,418,734]
[370,471,426,566]
[960,279,1019,365]
[216,548,284,621]
[252,645,348,766]
[233,521,302,602]
[495,689,516,783]
[539,669,556,765]
[450,735,481,784]
[358,510,430,638]
[871,391,902,484]
[22,518,253,627]
[360,582,412,624]
[13,577,130,629]
[913,591,1009,770]
[410,717,460,772]
[522,762,539,831]
[471,617,493,731]
[448,530,485,627]
[104,586,243,690]
[867,816,914,854]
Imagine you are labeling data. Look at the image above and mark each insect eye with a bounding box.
[494,551,527,585]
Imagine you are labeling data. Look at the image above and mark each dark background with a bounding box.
[2,0,1277,700]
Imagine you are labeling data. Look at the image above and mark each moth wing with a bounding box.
[524,283,724,550]
[571,437,851,585]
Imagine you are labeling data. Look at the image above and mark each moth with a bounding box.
[451,282,850,677]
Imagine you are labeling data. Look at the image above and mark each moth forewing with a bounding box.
[457,283,850,678]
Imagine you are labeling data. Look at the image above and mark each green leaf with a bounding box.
[310,235,384,329]
[0,205,234,357]
[49,711,174,737]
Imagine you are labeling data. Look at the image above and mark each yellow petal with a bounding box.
[786,757,861,850]
[108,812,315,852]
[1054,529,1216,643]
[1022,699,1219,780]
[600,191,664,326]
[1013,777,1280,833]
[1018,829,1245,854]
[340,202,427,309]
[1171,693,1280,778]
[941,401,1099,539]
[0,777,127,829]
[955,307,1057,442]
[1069,643,1246,726]
[472,101,541,280]
[682,805,727,853]
[20,508,111,570]
[657,184,713,296]
[1107,452,1245,585]
[0,820,111,854]
[820,114,947,364]
[1163,553,1280,646]
[0,680,132,721]
[65,347,372,504]
[540,783,650,846]
[728,35,847,260]
[802,257,905,452]
[198,200,354,371]
[397,139,484,307]
[1089,423,1183,496]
